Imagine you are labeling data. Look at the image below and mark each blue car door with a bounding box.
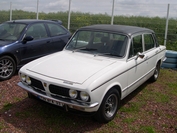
[47,23,70,53]
[20,23,51,65]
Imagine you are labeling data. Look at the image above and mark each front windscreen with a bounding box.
[65,30,128,57]
[0,23,26,41]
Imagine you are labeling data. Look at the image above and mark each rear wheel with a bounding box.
[0,56,16,80]
[94,88,120,123]
[150,62,160,82]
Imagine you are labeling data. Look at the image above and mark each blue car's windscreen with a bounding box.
[0,23,26,41]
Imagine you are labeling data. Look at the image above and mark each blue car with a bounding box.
[0,19,71,80]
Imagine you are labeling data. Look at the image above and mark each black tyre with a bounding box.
[0,56,16,80]
[94,88,120,123]
[150,62,160,82]
[28,92,36,99]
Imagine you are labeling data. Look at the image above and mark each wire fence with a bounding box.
[0,0,177,49]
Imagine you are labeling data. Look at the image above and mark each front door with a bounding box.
[127,34,147,94]
[19,23,50,65]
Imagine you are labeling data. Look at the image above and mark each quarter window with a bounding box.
[48,23,67,37]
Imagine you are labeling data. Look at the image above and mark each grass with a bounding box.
[139,126,156,133]
[0,69,177,133]
[0,122,4,130]
[3,103,13,111]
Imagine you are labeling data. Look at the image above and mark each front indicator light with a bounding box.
[26,76,31,85]
[69,89,78,99]
[80,91,89,101]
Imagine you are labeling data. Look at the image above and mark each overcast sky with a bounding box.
[1,0,177,18]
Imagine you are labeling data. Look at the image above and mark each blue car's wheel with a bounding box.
[0,56,16,80]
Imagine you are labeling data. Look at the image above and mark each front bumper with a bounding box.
[18,82,99,112]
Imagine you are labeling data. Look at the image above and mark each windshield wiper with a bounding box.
[94,53,121,57]
[73,47,97,52]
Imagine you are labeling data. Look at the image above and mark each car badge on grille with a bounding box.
[43,82,47,87]
[63,81,73,85]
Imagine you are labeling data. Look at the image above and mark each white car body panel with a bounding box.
[25,51,117,84]
[18,25,166,117]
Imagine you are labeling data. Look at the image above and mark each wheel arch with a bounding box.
[109,85,122,99]
[0,53,18,66]
[157,59,162,67]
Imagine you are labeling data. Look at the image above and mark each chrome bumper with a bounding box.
[17,82,99,112]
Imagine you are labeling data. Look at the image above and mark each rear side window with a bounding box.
[26,23,47,40]
[144,34,155,51]
[47,23,67,37]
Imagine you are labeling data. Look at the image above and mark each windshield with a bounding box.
[0,23,26,41]
[65,30,128,57]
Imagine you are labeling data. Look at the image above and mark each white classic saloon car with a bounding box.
[18,25,166,123]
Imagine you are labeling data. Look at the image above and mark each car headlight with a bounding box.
[26,76,31,85]
[69,89,78,99]
[20,73,26,82]
[80,91,89,101]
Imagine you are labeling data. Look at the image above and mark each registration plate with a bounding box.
[37,95,64,107]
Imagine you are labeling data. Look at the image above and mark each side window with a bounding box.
[47,23,67,37]
[144,34,155,51]
[26,23,47,40]
[129,35,143,58]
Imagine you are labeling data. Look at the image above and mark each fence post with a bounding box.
[36,0,39,20]
[68,0,71,31]
[164,4,170,46]
[111,0,115,25]
[10,2,12,21]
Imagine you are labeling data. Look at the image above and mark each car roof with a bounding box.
[79,24,154,36]
[5,19,62,25]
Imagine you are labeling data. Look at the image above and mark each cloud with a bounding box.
[0,0,177,18]
[42,0,69,12]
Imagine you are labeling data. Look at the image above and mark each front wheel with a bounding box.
[94,88,120,123]
[0,56,16,80]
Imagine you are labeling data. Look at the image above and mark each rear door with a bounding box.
[142,33,159,78]
[47,23,70,53]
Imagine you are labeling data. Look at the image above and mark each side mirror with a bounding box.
[136,52,145,60]
[22,36,34,44]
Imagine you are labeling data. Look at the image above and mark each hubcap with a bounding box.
[104,94,118,118]
[154,66,159,79]
[0,59,13,78]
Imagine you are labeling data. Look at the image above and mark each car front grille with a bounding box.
[49,84,69,97]
[30,77,69,97]
[31,77,45,91]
